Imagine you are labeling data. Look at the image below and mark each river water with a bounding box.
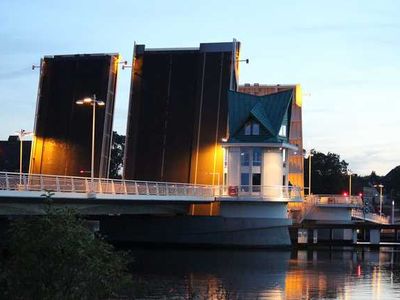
[128,247,400,299]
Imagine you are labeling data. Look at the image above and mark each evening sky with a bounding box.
[0,0,399,175]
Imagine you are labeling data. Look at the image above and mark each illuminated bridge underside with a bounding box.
[0,192,199,216]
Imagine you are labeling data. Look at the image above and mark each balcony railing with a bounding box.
[214,185,302,202]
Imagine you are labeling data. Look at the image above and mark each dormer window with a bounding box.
[244,121,260,135]
[279,125,287,137]
[253,123,260,135]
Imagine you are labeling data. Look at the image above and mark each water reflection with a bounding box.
[129,247,400,299]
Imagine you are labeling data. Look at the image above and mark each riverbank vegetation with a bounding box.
[0,192,133,299]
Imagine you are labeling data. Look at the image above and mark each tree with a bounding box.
[304,151,349,194]
[0,203,132,299]
[109,131,125,179]
[384,166,400,203]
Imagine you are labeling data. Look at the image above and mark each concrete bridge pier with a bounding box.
[312,229,318,244]
[297,228,307,244]
[353,229,357,244]
[296,227,359,245]
[369,229,380,245]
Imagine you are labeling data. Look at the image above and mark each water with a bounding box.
[128,247,400,299]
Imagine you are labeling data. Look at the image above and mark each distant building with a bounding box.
[29,53,119,177]
[238,84,304,190]
[0,136,31,173]
[124,41,241,184]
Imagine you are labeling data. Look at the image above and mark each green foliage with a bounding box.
[304,151,349,194]
[384,166,400,202]
[109,131,125,179]
[0,206,132,299]
[304,149,400,201]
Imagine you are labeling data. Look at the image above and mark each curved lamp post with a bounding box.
[306,149,314,195]
[15,129,32,184]
[76,95,105,191]
[348,169,353,196]
[374,184,384,216]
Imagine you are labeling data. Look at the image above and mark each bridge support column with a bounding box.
[369,229,380,245]
[352,229,357,244]
[313,229,318,244]
[298,228,308,244]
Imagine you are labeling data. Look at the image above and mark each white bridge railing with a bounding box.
[0,172,215,197]
[306,194,363,206]
[351,209,390,225]
[214,185,302,201]
[0,172,302,201]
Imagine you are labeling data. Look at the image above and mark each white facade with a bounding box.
[224,143,293,201]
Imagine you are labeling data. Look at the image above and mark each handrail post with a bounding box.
[40,175,44,191]
[22,173,25,190]
[71,177,75,193]
[146,182,149,195]
[156,182,159,196]
[98,179,102,194]
[166,183,169,196]
[85,178,89,193]
[134,182,138,195]
[5,172,9,190]
[56,177,60,192]
[111,180,116,194]
[123,180,128,195]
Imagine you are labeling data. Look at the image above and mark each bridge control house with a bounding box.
[223,89,297,196]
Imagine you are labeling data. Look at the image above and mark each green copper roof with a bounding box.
[227,89,293,143]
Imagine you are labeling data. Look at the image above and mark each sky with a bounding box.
[0,0,399,176]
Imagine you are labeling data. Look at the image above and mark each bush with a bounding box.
[0,205,132,299]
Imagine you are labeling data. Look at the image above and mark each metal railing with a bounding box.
[0,172,302,202]
[290,198,317,224]
[306,194,363,206]
[214,185,302,201]
[0,172,215,197]
[351,209,390,225]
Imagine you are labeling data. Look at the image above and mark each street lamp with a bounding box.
[392,200,395,225]
[76,94,105,191]
[307,149,314,195]
[374,184,384,216]
[348,169,353,196]
[15,129,32,184]
[238,59,250,64]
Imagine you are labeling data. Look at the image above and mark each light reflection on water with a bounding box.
[129,247,400,299]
